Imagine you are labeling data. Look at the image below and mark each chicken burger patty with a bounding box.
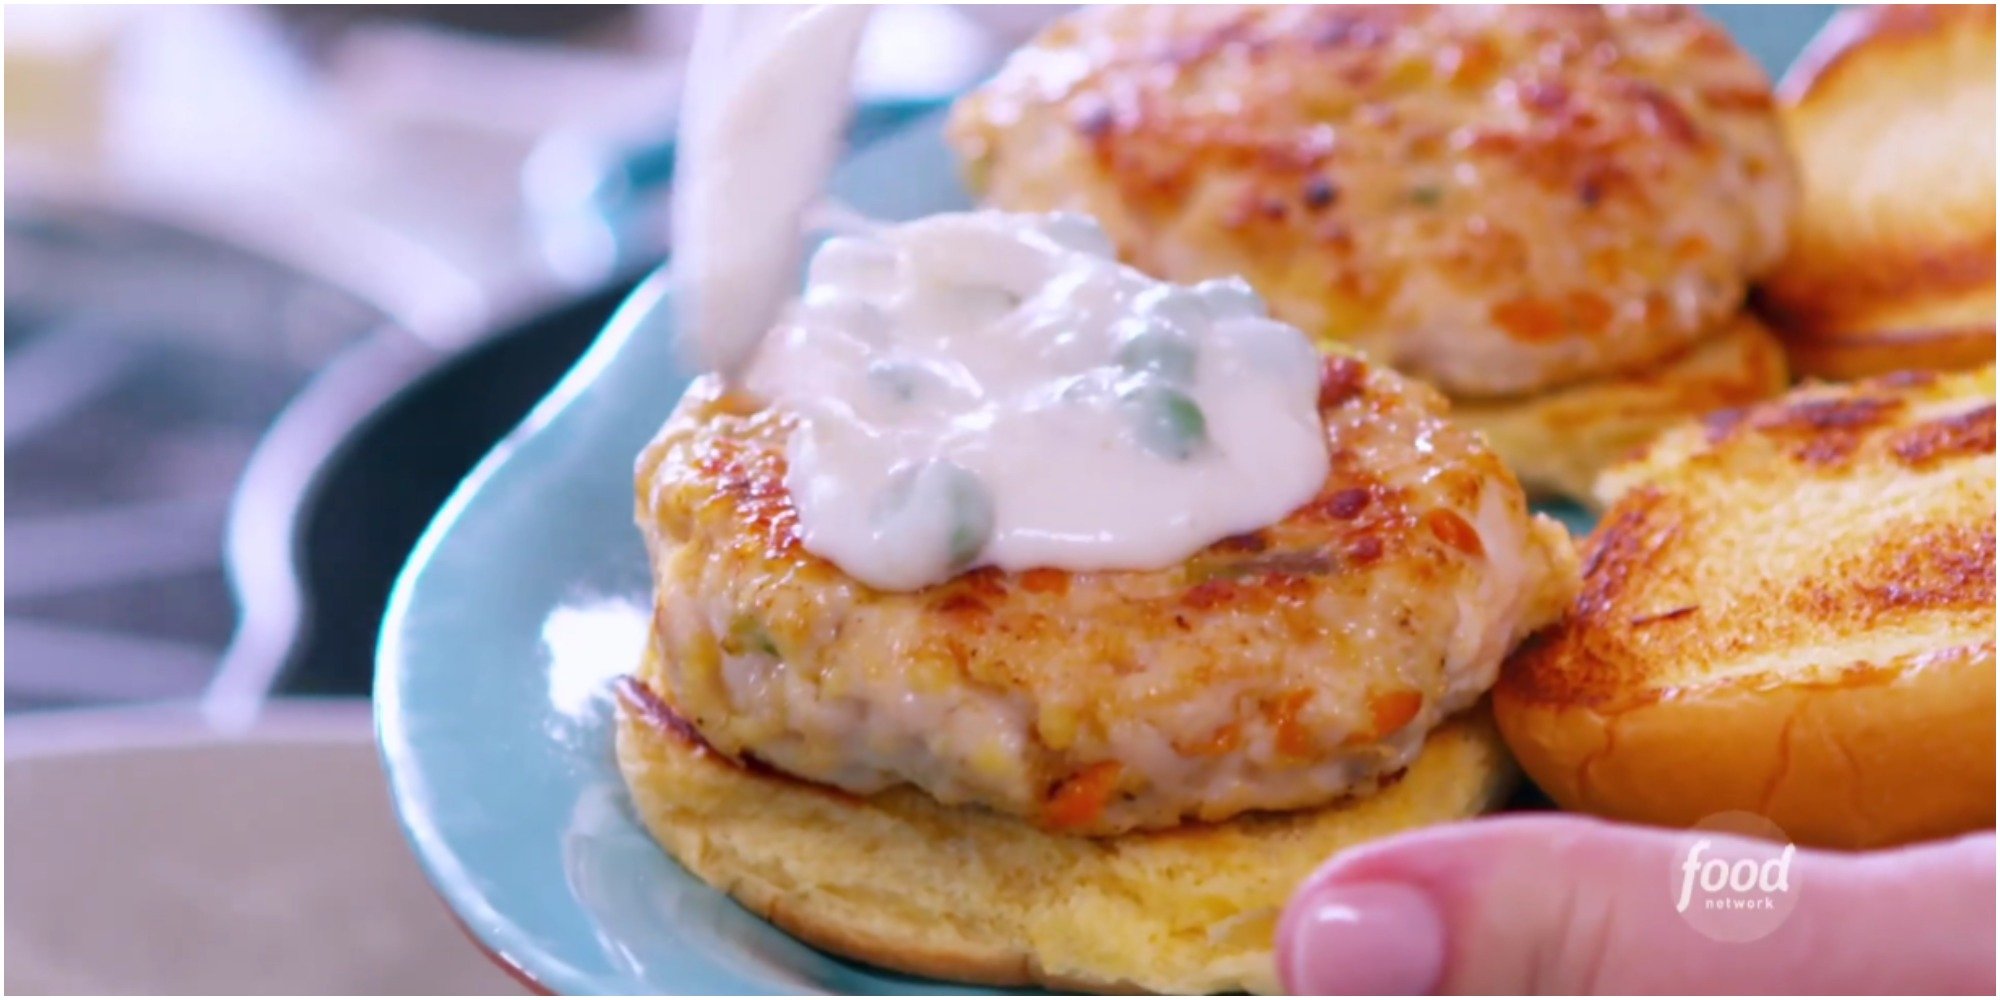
[635,353,1575,835]
[948,4,1797,397]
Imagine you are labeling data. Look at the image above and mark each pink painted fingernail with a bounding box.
[1277,881,1446,995]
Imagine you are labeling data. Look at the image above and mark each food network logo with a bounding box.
[1668,812,1800,942]
[1677,838,1794,911]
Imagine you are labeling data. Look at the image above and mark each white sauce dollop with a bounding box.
[744,211,1331,591]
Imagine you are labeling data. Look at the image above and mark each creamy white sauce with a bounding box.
[668,10,1329,590]
[745,211,1332,591]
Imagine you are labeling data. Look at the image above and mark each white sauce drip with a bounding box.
[745,212,1332,591]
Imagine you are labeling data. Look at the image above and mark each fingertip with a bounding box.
[1277,814,1687,995]
[1276,880,1445,995]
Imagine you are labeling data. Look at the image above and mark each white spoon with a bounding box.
[670,4,875,381]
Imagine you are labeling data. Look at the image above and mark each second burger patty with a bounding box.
[635,355,1577,835]
[947,4,1798,399]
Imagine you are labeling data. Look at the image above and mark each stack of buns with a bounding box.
[1759,4,1996,380]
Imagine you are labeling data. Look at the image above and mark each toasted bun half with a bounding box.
[1494,367,1997,849]
[1758,5,1997,379]
[1453,313,1789,504]
[615,679,1515,995]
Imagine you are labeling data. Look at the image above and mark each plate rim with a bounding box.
[374,270,674,997]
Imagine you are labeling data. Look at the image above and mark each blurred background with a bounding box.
[5,4,1056,715]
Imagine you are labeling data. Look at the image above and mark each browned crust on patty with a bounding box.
[649,357,1494,621]
[950,4,1795,396]
[646,357,1521,683]
[637,352,1575,833]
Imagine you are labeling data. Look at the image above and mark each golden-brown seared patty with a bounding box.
[636,354,1575,836]
[616,667,1516,995]
[1495,366,1997,848]
[948,4,1797,398]
[1453,312,1790,503]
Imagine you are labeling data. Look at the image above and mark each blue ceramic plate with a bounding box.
[378,10,1831,993]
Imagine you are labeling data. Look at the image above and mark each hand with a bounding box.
[1276,814,1995,994]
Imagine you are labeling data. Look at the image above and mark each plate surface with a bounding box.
[377,11,1831,993]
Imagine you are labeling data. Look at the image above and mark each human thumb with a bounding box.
[1276,814,1995,994]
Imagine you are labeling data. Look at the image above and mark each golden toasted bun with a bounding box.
[616,679,1515,995]
[1494,367,1997,849]
[1759,5,1997,379]
[1454,313,1789,503]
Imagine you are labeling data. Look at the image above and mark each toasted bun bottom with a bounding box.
[1775,312,1996,382]
[1453,314,1788,504]
[616,701,1515,994]
[1496,642,1996,850]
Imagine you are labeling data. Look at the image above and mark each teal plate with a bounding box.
[378,10,1831,993]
